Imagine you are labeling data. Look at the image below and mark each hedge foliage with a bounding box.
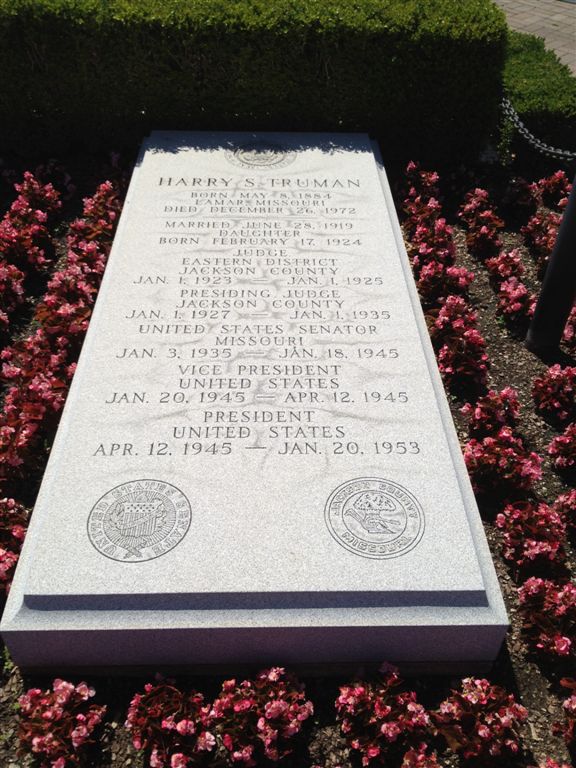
[504,31,576,154]
[0,0,507,163]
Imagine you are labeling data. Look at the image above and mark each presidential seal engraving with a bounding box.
[87,480,191,562]
[325,477,424,559]
[225,140,296,169]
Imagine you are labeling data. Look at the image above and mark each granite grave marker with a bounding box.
[1,132,508,667]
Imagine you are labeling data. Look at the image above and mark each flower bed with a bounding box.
[0,159,574,768]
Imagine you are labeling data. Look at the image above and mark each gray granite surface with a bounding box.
[1,132,508,666]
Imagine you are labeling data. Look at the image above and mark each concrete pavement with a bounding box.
[493,0,576,74]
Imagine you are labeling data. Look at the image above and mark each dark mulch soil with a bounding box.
[0,154,574,768]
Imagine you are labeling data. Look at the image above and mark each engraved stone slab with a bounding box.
[1,132,508,667]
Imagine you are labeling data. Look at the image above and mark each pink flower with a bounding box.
[464,427,542,493]
[549,423,576,471]
[0,182,121,478]
[496,500,566,570]
[433,678,527,758]
[380,721,401,741]
[150,747,165,767]
[265,700,289,719]
[497,277,536,323]
[336,667,431,764]
[262,667,284,682]
[518,578,576,658]
[71,723,89,748]
[477,724,491,739]
[18,679,105,765]
[554,635,572,656]
[175,719,195,736]
[196,731,216,751]
[231,744,255,765]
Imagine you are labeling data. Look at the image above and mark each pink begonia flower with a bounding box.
[2,364,22,379]
[11,524,26,541]
[0,182,120,476]
[196,731,216,751]
[262,667,284,682]
[282,722,300,737]
[380,721,401,741]
[406,702,430,727]
[31,735,47,751]
[374,700,393,719]
[499,711,518,728]
[175,718,196,735]
[0,548,19,575]
[554,636,572,656]
[71,723,89,748]
[52,678,74,702]
[232,744,255,765]
[477,723,491,739]
[265,699,289,719]
[498,277,535,321]
[365,744,381,759]
[170,754,189,768]
[161,715,176,731]
[549,423,576,470]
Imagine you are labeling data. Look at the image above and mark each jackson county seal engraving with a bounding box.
[325,477,424,559]
[87,480,191,562]
[225,140,296,169]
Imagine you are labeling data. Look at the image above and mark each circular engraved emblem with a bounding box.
[87,480,191,562]
[325,477,424,559]
[225,140,296,169]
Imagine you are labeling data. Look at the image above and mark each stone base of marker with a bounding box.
[1,132,508,667]
[4,620,506,670]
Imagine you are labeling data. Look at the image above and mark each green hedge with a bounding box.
[504,31,576,154]
[0,0,507,163]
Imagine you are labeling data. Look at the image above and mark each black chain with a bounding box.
[501,96,576,161]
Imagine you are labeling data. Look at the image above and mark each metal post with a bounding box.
[525,173,576,355]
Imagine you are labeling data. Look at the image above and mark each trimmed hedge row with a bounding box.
[0,0,507,163]
[504,31,576,154]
